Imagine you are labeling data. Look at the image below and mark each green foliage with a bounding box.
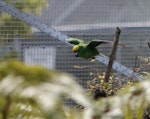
[4,50,19,60]
[5,0,48,15]
[0,61,52,85]
[135,56,150,73]
[0,61,150,119]
[0,61,92,119]
[85,55,150,119]
[0,0,49,62]
[87,72,120,97]
[0,0,48,39]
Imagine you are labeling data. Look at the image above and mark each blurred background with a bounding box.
[0,0,150,88]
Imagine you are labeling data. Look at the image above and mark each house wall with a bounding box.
[0,28,149,88]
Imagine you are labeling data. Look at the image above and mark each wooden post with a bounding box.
[104,27,121,82]
[148,42,150,49]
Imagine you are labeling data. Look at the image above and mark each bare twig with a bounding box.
[104,27,121,82]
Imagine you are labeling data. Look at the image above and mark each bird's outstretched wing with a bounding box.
[87,40,112,48]
[68,38,84,45]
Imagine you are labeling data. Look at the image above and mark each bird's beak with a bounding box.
[72,45,79,52]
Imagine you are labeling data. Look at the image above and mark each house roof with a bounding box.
[38,0,150,31]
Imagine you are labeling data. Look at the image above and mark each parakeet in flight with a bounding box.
[68,38,112,59]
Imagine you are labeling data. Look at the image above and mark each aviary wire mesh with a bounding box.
[0,0,150,89]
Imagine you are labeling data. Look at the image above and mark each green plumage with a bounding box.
[68,38,112,59]
[77,45,99,59]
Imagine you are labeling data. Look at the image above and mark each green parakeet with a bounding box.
[68,38,112,59]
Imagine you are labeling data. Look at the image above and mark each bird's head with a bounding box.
[72,45,79,52]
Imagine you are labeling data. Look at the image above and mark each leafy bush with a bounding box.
[0,61,150,119]
[0,61,92,119]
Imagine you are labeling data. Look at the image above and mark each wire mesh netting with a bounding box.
[0,0,150,90]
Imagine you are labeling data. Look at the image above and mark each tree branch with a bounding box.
[104,27,121,82]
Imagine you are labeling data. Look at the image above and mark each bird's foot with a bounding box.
[91,57,96,62]
[75,53,78,57]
